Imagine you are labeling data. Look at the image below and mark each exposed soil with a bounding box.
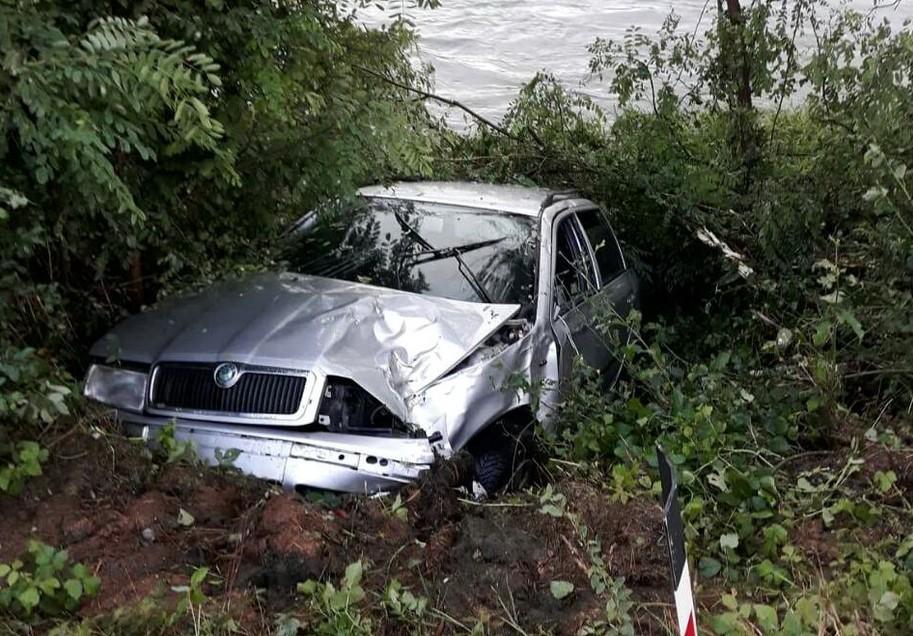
[0,423,673,634]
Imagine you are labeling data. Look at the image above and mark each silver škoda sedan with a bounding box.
[84,182,639,493]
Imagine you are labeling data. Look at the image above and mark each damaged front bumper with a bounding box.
[119,414,439,492]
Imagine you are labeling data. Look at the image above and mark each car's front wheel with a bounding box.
[473,444,513,494]
[468,419,531,494]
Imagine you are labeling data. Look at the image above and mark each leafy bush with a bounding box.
[0,440,49,496]
[297,561,372,635]
[0,541,100,618]
[1,0,441,375]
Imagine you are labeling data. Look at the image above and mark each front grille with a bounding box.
[151,363,306,416]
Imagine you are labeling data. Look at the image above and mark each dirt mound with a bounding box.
[0,427,672,633]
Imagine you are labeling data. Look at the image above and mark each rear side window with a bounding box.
[578,209,625,284]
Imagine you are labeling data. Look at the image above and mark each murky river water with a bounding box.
[361,0,912,126]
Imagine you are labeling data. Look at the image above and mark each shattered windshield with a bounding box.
[282,198,538,308]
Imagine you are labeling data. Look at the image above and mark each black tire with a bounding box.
[473,446,513,494]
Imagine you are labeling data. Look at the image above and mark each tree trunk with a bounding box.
[724,0,753,110]
[128,252,144,310]
[718,0,760,198]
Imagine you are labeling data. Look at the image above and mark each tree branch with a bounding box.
[356,65,544,147]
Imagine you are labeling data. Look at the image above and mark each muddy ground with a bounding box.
[0,421,674,634]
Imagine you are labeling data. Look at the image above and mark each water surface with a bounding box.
[361,0,913,126]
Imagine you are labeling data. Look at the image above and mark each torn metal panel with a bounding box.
[408,322,555,450]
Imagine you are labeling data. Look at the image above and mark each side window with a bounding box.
[578,209,625,284]
[553,215,597,315]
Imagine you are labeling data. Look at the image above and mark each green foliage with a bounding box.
[381,579,429,625]
[1,0,441,382]
[434,4,913,632]
[155,421,196,464]
[297,561,372,635]
[0,541,100,618]
[0,348,72,426]
[443,2,913,414]
[549,580,574,600]
[0,439,48,495]
[384,492,409,521]
[172,566,209,614]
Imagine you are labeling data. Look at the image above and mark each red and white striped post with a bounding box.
[657,446,698,636]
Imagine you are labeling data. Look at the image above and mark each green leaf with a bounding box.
[177,508,195,527]
[753,604,779,631]
[549,580,575,600]
[720,533,739,550]
[874,590,900,622]
[38,576,60,594]
[813,321,832,347]
[64,578,83,601]
[837,308,865,341]
[190,566,208,588]
[862,186,887,202]
[874,470,897,493]
[698,557,722,578]
[343,561,363,589]
[17,586,40,611]
[539,504,564,518]
[83,576,101,597]
[297,580,317,595]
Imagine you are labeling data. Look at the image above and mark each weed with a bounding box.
[0,541,100,618]
[0,440,48,495]
[297,561,372,635]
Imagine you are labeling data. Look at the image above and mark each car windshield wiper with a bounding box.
[393,210,494,304]
[407,237,507,266]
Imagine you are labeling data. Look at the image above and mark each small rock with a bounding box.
[141,527,155,543]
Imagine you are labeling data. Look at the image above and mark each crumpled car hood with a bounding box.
[91,272,520,417]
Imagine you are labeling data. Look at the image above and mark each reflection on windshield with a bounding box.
[282,198,538,309]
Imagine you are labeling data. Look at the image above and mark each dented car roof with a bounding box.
[358,181,554,216]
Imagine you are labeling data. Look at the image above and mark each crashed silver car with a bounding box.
[84,182,638,493]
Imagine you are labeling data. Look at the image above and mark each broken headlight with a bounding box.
[317,378,410,436]
[83,364,148,413]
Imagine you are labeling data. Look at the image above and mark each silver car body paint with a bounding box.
[88,182,634,492]
[96,272,522,423]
